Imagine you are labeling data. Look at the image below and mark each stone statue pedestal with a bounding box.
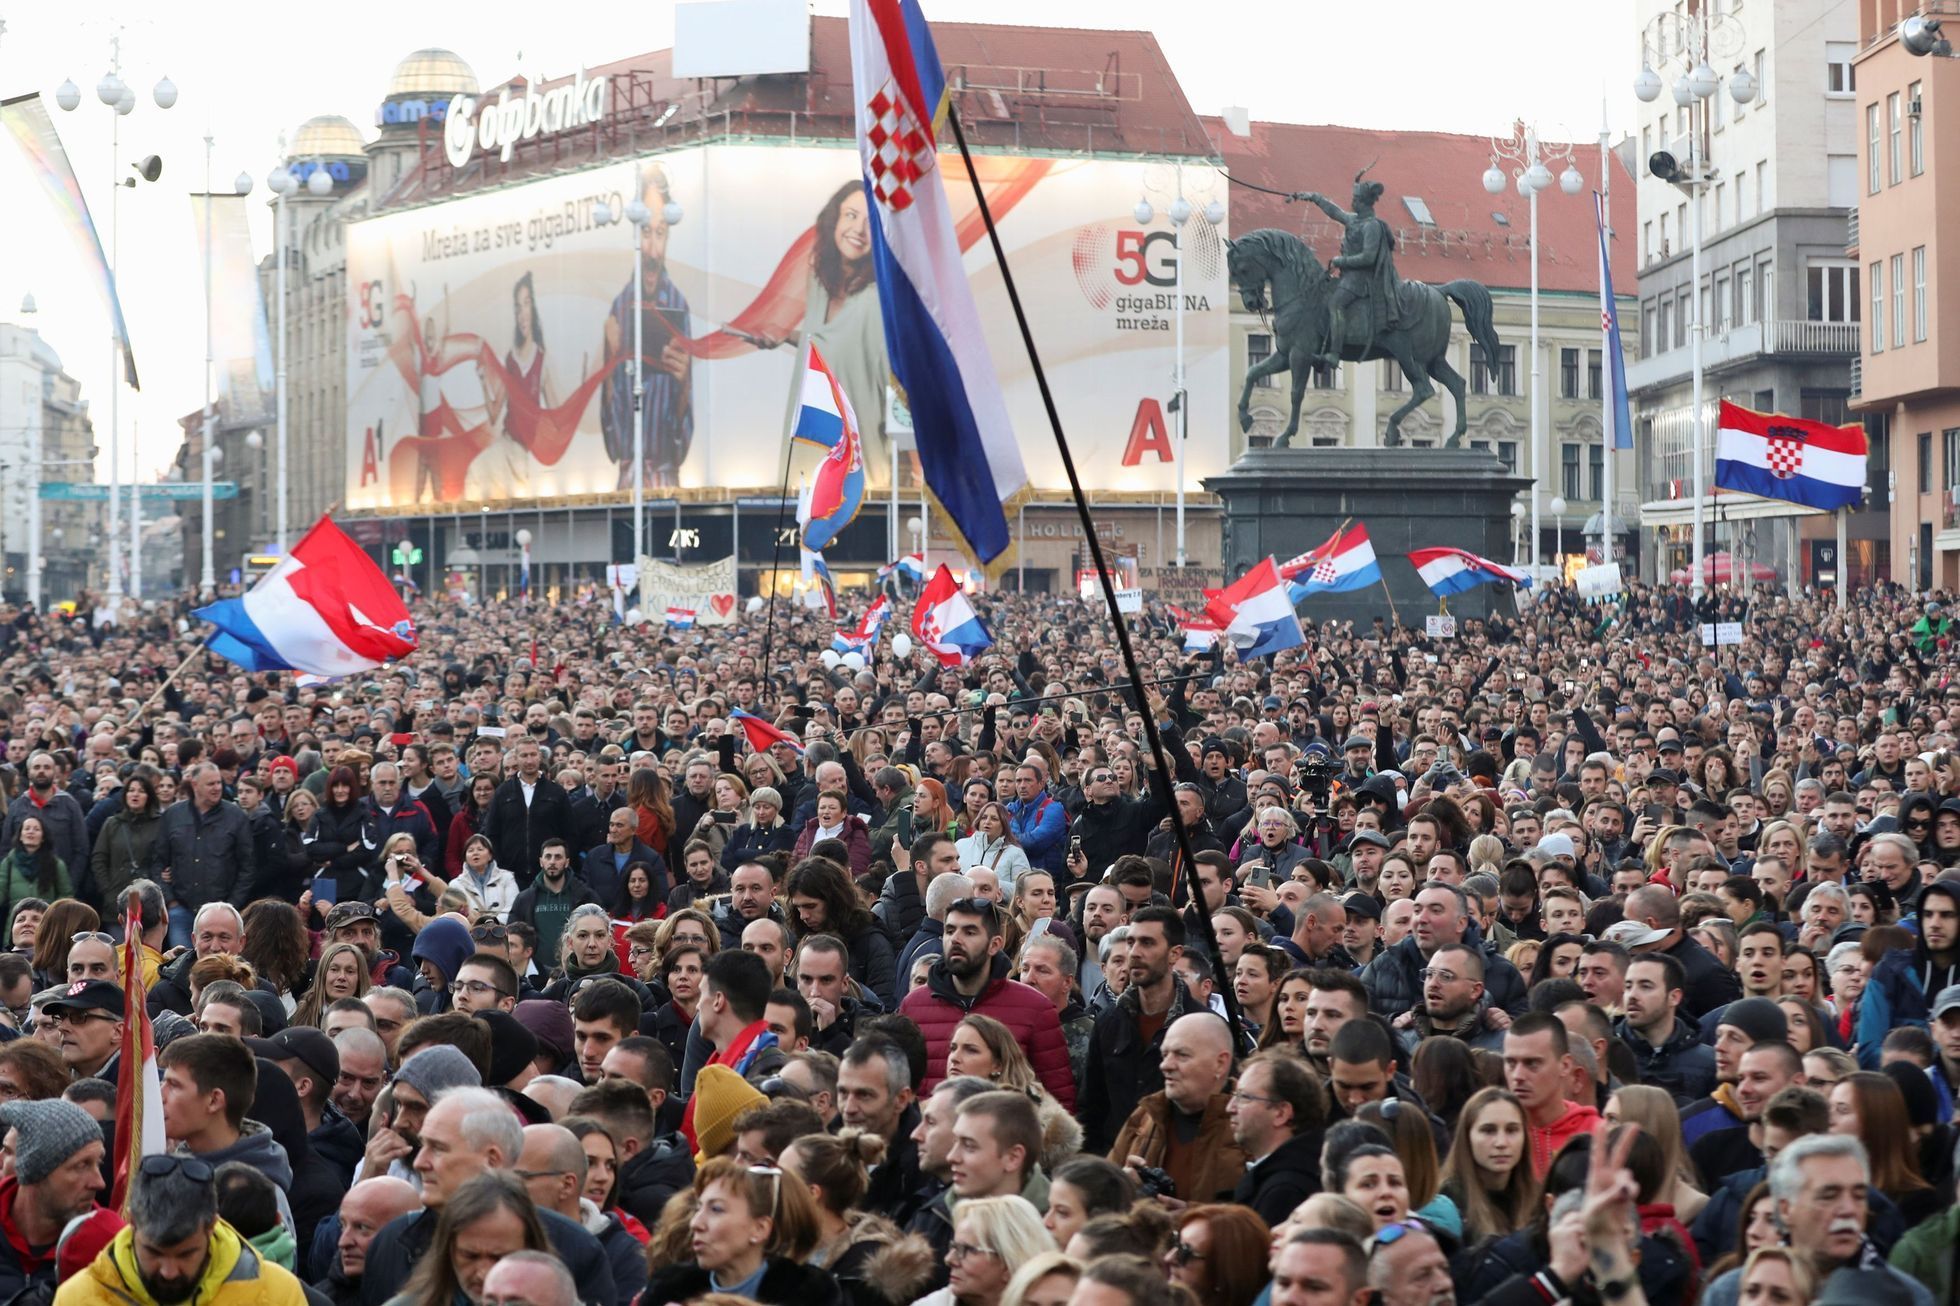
[1202,447,1532,626]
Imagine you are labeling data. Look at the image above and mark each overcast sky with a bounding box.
[0,0,1637,486]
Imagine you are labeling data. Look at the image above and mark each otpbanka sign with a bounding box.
[444,71,609,167]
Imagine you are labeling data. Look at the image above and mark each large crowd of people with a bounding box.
[0,573,1952,1306]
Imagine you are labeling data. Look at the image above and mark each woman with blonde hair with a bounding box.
[654,907,721,958]
[999,1253,1081,1306]
[917,1195,1053,1306]
[1755,819,1807,885]
[1604,1085,1707,1222]
[945,1014,1042,1094]
[1467,833,1507,877]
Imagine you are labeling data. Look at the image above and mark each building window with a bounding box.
[1872,261,1885,352]
[1910,81,1925,176]
[1587,349,1603,400]
[1659,211,1671,258]
[1801,391,1851,427]
[1714,181,1727,228]
[1736,266,1754,326]
[1893,253,1906,347]
[1736,171,1748,224]
[1922,432,1934,494]
[1498,440,1519,474]
[1643,220,1653,264]
[1560,348,1580,398]
[1589,443,1605,500]
[1947,430,1960,491]
[1827,42,1855,94]
[1914,246,1927,341]
[1246,333,1277,388]
[1755,389,1777,414]
[1889,92,1903,185]
[1757,161,1767,213]
[1808,263,1859,322]
[1311,360,1339,390]
[1470,343,1516,396]
[1642,301,1658,358]
[1380,358,1403,392]
[1713,273,1730,331]
[1675,293,1690,345]
[1562,443,1582,501]
[1755,50,1767,106]
[1868,103,1882,194]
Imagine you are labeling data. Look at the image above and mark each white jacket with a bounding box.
[954,832,1030,888]
[455,863,521,921]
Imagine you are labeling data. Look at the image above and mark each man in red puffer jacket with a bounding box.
[1506,1011,1602,1177]
[899,898,1076,1110]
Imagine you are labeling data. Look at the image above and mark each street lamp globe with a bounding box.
[152,76,177,109]
[306,166,334,196]
[515,529,533,547]
[115,86,135,116]
[19,294,35,315]
[95,73,123,107]
[1633,64,1663,102]
[1204,200,1225,226]
[1133,198,1154,225]
[1512,501,1526,519]
[1549,496,1567,517]
[1671,76,1696,106]
[592,201,613,224]
[1482,164,1506,195]
[625,199,650,227]
[1688,61,1719,99]
[55,80,81,112]
[234,171,253,196]
[244,431,263,450]
[661,200,684,227]
[1524,161,1552,192]
[268,166,296,196]
[1559,165,1584,195]
[1168,196,1193,227]
[1729,66,1758,104]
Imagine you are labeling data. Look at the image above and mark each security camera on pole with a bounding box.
[1633,8,1756,598]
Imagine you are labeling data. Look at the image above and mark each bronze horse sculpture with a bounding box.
[1226,227,1502,449]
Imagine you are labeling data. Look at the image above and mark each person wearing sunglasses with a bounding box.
[1365,1220,1457,1306]
[1165,1204,1271,1306]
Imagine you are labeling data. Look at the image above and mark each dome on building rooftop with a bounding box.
[386,47,479,99]
[289,115,368,159]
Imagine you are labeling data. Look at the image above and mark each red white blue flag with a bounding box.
[912,564,992,666]
[793,342,867,552]
[1203,559,1305,660]
[848,0,1027,563]
[1408,546,1533,596]
[195,516,416,676]
[1714,400,1868,512]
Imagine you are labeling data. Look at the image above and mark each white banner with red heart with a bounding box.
[637,554,739,626]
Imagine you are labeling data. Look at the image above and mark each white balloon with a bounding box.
[820,649,842,670]
[745,596,764,614]
[842,651,866,671]
[891,633,914,658]
[624,607,644,626]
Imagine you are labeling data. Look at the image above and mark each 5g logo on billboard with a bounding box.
[358,280,387,330]
[1113,230,1179,288]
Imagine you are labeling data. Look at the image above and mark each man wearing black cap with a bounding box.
[323,902,414,992]
[1680,997,1789,1146]
[1346,830,1391,898]
[43,979,125,1084]
[1339,735,1375,788]
[1194,739,1247,827]
[264,1027,364,1188]
[0,1097,107,1300]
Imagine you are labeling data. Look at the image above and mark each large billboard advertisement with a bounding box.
[345,144,1228,511]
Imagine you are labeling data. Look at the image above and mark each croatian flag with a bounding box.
[195,516,416,676]
[730,708,805,756]
[833,594,893,654]
[849,0,1028,563]
[1168,605,1223,653]
[912,563,992,666]
[108,898,164,1209]
[802,548,839,619]
[1596,191,1634,451]
[879,554,926,585]
[793,343,867,552]
[1281,524,1382,600]
[1714,400,1868,512]
[1408,547,1533,596]
[665,606,696,629]
[1204,558,1306,660]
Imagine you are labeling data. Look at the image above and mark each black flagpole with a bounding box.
[942,103,1244,1042]
[759,435,799,708]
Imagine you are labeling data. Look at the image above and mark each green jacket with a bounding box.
[0,850,69,914]
[1890,1200,1959,1301]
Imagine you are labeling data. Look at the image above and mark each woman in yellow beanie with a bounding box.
[691,1063,769,1164]
[642,1156,845,1306]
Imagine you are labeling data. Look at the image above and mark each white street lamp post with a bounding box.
[200,131,216,598]
[1549,494,1568,572]
[17,294,42,610]
[269,160,295,554]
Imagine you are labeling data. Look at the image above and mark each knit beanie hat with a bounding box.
[392,1044,482,1100]
[55,1208,125,1281]
[0,1099,106,1184]
[692,1064,767,1163]
[152,1011,197,1050]
[1717,997,1789,1045]
[514,1000,575,1069]
[475,1010,541,1087]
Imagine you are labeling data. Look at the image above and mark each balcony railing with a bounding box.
[1762,319,1862,353]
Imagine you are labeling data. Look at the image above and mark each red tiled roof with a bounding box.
[385,17,1212,205]
[1210,119,1636,296]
